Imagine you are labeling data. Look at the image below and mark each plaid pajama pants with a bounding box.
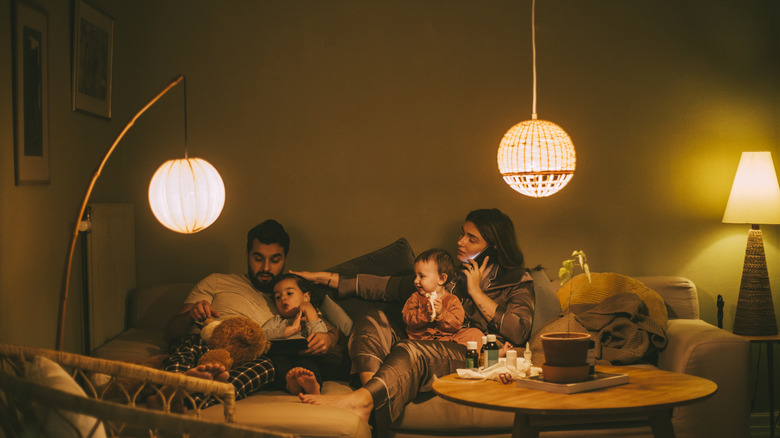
[163,335,275,407]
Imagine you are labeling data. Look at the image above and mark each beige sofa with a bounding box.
[92,240,750,438]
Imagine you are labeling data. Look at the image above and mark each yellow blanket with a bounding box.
[556,272,668,329]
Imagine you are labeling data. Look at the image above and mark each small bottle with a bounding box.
[479,335,487,368]
[484,334,499,368]
[524,342,533,364]
[465,341,479,369]
[587,339,596,374]
[505,349,517,369]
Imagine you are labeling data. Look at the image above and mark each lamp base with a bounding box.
[733,226,778,336]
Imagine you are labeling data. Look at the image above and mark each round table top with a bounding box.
[432,365,717,416]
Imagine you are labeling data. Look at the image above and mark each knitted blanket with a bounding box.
[530,292,668,365]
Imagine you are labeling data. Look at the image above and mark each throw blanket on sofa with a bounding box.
[530,292,668,365]
[557,272,668,329]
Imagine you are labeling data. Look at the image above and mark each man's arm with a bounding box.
[163,300,220,343]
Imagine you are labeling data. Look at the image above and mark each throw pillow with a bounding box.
[26,355,107,438]
[529,268,561,336]
[325,238,416,276]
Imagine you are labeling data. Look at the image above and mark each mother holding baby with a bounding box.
[291,208,535,426]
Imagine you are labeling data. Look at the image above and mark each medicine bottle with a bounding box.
[484,334,499,368]
[465,341,479,369]
[479,335,487,367]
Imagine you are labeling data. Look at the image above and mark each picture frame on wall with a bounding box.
[12,1,50,185]
[72,0,114,119]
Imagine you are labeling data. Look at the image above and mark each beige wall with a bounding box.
[1,0,778,366]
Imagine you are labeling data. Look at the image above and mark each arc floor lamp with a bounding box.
[56,74,225,350]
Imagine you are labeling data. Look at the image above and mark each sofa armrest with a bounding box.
[658,319,750,437]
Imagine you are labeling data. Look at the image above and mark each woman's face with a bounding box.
[456,221,489,262]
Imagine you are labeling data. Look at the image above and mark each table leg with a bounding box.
[648,410,676,438]
[769,342,775,438]
[513,413,539,438]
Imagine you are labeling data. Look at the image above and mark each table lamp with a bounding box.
[56,75,225,350]
[723,151,780,335]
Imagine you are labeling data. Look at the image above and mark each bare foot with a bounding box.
[288,367,320,395]
[186,363,229,382]
[299,388,373,423]
[285,368,304,394]
[358,371,375,385]
[147,364,228,412]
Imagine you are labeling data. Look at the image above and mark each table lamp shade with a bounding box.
[723,151,780,225]
[149,157,225,234]
[723,151,780,335]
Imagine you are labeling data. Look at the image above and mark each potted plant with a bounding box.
[539,250,592,383]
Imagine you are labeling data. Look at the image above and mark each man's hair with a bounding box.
[465,208,524,270]
[270,273,311,294]
[247,219,290,254]
[415,248,457,285]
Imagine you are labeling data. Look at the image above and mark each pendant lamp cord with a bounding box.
[531,0,538,120]
[183,76,189,159]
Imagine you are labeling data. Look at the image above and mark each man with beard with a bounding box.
[158,219,338,406]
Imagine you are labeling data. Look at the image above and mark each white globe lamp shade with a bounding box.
[497,119,576,198]
[148,157,225,234]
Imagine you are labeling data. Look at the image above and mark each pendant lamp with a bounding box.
[497,0,576,198]
[56,75,225,349]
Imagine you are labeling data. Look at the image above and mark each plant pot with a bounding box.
[540,332,592,383]
[539,332,591,366]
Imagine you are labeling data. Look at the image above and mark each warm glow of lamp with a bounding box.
[723,151,780,335]
[57,75,225,350]
[149,157,225,234]
[497,0,575,198]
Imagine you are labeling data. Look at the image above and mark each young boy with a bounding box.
[263,274,330,395]
[402,249,483,348]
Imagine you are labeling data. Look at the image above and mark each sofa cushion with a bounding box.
[26,356,107,438]
[326,238,416,276]
[529,268,561,336]
[200,381,371,437]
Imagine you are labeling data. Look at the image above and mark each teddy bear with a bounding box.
[197,316,271,370]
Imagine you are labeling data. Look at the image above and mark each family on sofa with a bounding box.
[152,208,543,428]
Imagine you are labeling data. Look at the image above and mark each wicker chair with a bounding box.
[0,343,290,438]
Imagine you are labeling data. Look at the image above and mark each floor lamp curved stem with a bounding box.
[56,75,185,351]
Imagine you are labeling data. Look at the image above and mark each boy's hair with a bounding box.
[247,219,290,254]
[270,273,311,294]
[415,248,457,285]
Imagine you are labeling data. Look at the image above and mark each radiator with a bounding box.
[84,203,136,352]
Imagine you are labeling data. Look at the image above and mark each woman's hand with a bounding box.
[290,270,339,288]
[462,256,489,296]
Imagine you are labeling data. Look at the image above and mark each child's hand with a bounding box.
[298,301,318,322]
[284,310,303,337]
[432,296,444,319]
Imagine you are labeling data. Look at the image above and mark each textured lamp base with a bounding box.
[733,226,778,336]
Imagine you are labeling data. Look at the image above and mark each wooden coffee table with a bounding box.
[433,365,717,438]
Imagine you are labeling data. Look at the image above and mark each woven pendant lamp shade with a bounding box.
[148,157,225,234]
[497,119,576,198]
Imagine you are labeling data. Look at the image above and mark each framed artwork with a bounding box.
[12,1,50,185]
[72,0,114,119]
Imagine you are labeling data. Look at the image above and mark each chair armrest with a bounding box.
[658,319,750,437]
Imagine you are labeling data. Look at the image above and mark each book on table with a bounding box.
[515,371,630,394]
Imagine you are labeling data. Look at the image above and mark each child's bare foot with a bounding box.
[287,367,320,395]
[299,388,373,422]
[285,368,304,394]
[147,364,228,412]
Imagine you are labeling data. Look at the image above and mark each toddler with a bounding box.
[263,274,328,395]
[402,249,483,348]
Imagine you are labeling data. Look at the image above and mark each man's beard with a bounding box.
[249,269,277,292]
